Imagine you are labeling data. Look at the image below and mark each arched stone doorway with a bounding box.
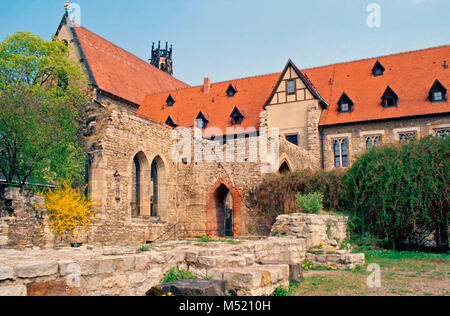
[214,184,234,237]
[206,180,242,238]
[279,161,291,174]
[150,156,167,219]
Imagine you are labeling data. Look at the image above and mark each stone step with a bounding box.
[214,264,290,296]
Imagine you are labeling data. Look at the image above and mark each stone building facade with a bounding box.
[3,11,444,247]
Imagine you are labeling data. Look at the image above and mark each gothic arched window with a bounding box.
[333,139,349,168]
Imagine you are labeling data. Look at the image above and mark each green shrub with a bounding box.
[340,136,449,251]
[160,267,198,284]
[296,192,324,214]
[136,246,150,253]
[272,285,289,296]
[254,169,345,228]
[198,236,212,243]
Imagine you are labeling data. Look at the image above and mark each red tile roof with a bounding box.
[71,25,189,106]
[137,45,449,133]
[302,45,450,126]
[137,73,280,137]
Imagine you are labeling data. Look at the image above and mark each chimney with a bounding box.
[203,77,211,94]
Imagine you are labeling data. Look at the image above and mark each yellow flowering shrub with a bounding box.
[40,181,97,239]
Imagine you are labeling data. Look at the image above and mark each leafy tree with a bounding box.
[0,32,88,186]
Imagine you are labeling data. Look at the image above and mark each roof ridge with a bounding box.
[302,44,450,72]
[72,23,188,86]
[144,72,281,97]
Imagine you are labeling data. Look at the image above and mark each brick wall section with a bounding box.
[322,115,450,170]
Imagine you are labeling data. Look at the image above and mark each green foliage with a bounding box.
[136,246,150,253]
[197,236,241,244]
[272,285,289,296]
[340,136,449,251]
[198,235,212,243]
[160,267,198,284]
[255,169,345,224]
[296,192,324,214]
[0,32,88,186]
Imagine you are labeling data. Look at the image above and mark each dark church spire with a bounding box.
[150,41,173,75]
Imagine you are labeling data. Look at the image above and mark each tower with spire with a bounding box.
[150,41,173,75]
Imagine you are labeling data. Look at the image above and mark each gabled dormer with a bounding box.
[337,92,354,113]
[429,80,447,103]
[165,116,178,128]
[230,106,245,125]
[227,84,237,97]
[372,61,385,77]
[381,86,399,108]
[195,111,209,129]
[166,95,175,107]
[264,59,328,109]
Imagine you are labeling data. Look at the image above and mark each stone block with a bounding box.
[97,258,115,274]
[147,279,226,297]
[197,256,217,268]
[27,281,79,296]
[129,272,146,284]
[58,260,78,277]
[0,285,27,296]
[135,254,149,270]
[115,256,135,272]
[0,266,15,281]
[185,251,198,264]
[223,269,262,290]
[15,261,58,278]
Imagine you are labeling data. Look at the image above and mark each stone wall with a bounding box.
[270,213,365,269]
[0,188,53,249]
[82,108,319,246]
[0,238,307,296]
[322,114,450,170]
[271,213,348,248]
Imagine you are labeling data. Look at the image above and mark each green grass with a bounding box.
[291,250,449,296]
[136,246,150,253]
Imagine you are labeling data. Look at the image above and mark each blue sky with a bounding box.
[0,0,449,85]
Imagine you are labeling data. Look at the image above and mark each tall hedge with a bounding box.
[341,136,449,251]
[255,168,345,223]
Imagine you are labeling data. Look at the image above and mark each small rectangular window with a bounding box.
[341,103,349,112]
[286,134,298,146]
[386,97,396,107]
[434,92,443,101]
[287,80,296,95]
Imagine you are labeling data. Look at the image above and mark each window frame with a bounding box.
[285,134,299,146]
[365,135,382,151]
[287,79,296,95]
[333,138,350,168]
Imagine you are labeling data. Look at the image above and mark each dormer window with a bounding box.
[166,95,175,107]
[429,80,447,103]
[165,116,178,128]
[230,107,245,126]
[381,86,399,108]
[196,112,209,129]
[372,61,385,77]
[337,93,354,113]
[227,84,237,97]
